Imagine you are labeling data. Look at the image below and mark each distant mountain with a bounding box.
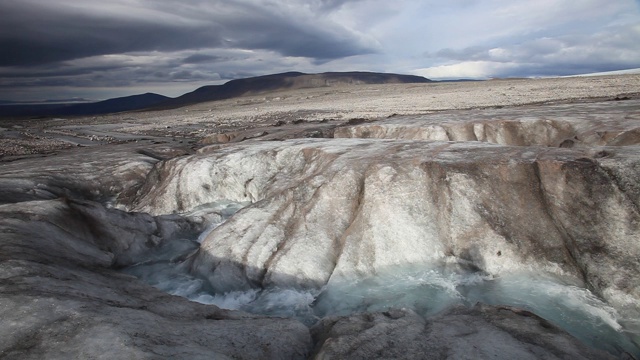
[156,71,432,109]
[0,104,70,118]
[58,93,170,116]
[0,93,169,118]
[0,72,432,118]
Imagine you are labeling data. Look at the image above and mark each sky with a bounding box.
[0,0,639,101]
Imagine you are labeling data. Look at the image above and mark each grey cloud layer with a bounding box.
[0,0,637,100]
[0,0,376,67]
[424,23,640,78]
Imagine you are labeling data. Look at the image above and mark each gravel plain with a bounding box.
[1,74,639,159]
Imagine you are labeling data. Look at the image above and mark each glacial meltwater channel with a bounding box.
[122,202,640,358]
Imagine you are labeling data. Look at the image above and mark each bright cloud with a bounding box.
[415,61,520,80]
[418,23,640,79]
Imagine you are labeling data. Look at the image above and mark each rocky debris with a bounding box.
[135,146,194,161]
[200,120,339,145]
[3,76,637,157]
[0,137,75,158]
[310,305,618,359]
[202,130,269,144]
[42,129,117,143]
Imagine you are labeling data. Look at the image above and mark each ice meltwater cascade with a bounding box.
[122,199,640,358]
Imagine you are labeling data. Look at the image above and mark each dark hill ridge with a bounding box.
[61,93,170,116]
[0,93,170,118]
[159,71,432,109]
[0,72,432,118]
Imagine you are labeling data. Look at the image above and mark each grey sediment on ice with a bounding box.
[1,75,640,359]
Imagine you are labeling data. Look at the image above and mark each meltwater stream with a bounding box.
[122,203,640,358]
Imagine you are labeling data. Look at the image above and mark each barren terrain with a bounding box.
[2,74,640,359]
[1,75,638,159]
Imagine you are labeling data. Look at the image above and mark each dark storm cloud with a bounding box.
[0,4,223,67]
[182,54,228,64]
[201,1,377,60]
[1,0,637,101]
[0,1,376,68]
